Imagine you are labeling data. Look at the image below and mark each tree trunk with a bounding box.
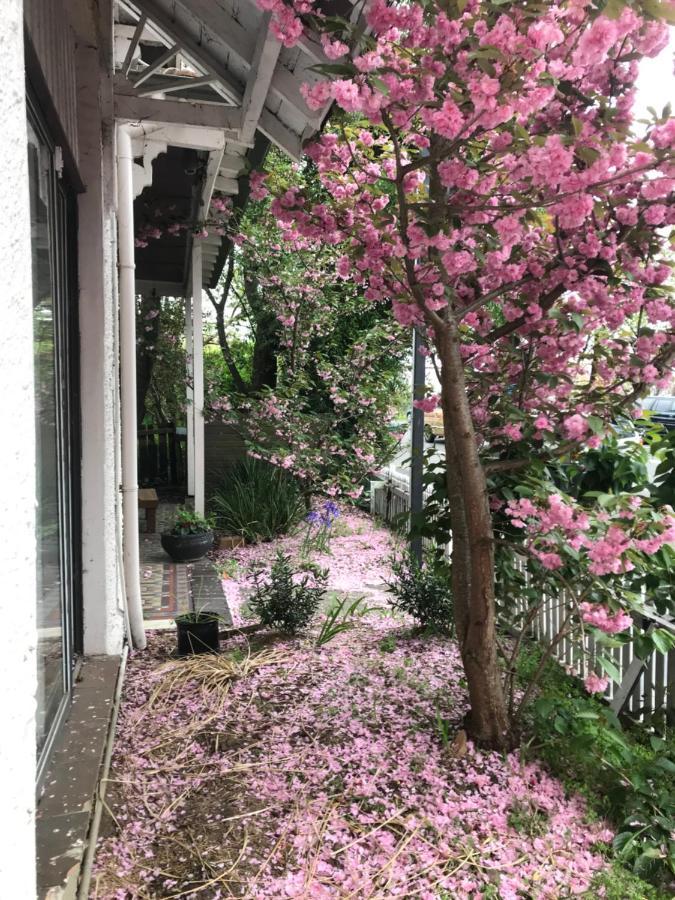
[436,326,513,749]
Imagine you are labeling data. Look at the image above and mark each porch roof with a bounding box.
[115,0,353,293]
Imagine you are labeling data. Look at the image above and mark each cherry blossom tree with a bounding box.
[252,0,675,747]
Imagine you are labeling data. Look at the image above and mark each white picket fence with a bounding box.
[371,473,675,724]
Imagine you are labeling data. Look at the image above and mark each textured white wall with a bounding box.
[0,0,38,896]
[70,0,126,655]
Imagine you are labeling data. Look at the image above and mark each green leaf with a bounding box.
[598,655,622,684]
[370,76,390,97]
[307,62,357,77]
[613,831,636,854]
[652,628,675,654]
[650,734,667,752]
[576,146,601,166]
[586,415,605,435]
[655,756,675,775]
[633,633,653,660]
[571,116,585,136]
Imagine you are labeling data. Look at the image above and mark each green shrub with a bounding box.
[209,458,304,543]
[169,506,214,535]
[517,644,675,890]
[249,551,327,633]
[386,553,453,632]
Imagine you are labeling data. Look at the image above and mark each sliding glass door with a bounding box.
[28,95,80,772]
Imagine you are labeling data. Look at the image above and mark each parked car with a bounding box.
[641,396,675,429]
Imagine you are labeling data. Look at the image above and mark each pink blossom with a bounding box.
[250,170,269,201]
[584,673,609,694]
[563,414,589,441]
[413,395,440,413]
[574,16,619,66]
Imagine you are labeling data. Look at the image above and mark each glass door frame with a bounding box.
[27,87,83,789]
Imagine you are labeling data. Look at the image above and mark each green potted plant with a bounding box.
[174,610,220,655]
[161,506,214,563]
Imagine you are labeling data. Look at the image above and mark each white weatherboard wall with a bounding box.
[0,0,38,896]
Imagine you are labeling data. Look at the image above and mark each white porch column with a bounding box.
[185,291,195,498]
[0,0,37,895]
[72,0,125,656]
[192,239,205,516]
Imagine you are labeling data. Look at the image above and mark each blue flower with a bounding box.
[323,501,340,520]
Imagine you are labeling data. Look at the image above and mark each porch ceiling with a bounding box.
[114,0,352,293]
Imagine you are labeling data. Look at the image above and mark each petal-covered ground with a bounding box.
[93,510,613,899]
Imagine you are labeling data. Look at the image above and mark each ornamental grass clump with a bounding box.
[386,553,454,633]
[209,458,304,543]
[249,550,327,633]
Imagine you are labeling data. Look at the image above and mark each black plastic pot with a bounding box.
[175,614,220,655]
[160,530,214,563]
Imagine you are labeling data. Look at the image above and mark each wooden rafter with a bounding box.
[136,74,215,98]
[240,13,282,143]
[133,42,180,86]
[122,12,148,77]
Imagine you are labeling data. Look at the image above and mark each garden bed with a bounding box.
[93,511,615,899]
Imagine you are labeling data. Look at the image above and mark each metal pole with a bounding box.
[410,327,425,564]
[192,240,205,516]
[185,290,195,498]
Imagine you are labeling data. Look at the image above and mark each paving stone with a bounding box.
[36,657,120,899]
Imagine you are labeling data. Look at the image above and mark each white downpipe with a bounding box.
[192,239,205,516]
[116,124,147,650]
[185,292,195,498]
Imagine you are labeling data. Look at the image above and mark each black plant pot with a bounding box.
[161,530,214,563]
[175,614,220,655]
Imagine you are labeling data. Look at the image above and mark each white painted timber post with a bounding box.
[192,239,205,516]
[185,291,195,498]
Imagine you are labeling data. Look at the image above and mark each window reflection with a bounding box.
[28,118,65,755]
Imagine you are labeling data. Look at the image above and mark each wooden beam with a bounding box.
[271,65,323,124]
[136,74,216,97]
[241,12,281,140]
[240,13,282,143]
[258,108,303,161]
[122,73,229,104]
[202,149,224,215]
[133,0,244,105]
[214,175,239,194]
[218,153,246,176]
[133,42,180,86]
[176,0,255,65]
[114,84,242,134]
[122,13,147,77]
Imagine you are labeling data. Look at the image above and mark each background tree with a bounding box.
[136,295,187,428]
[205,149,409,495]
[257,0,675,747]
